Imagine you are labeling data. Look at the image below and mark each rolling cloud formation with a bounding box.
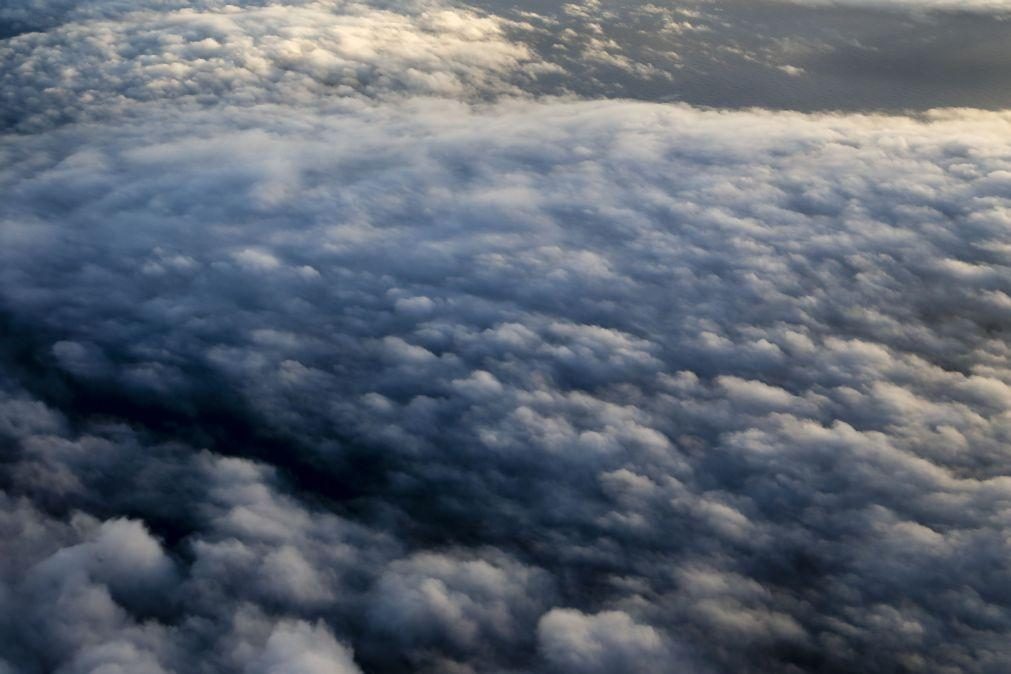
[2,1,1011,673]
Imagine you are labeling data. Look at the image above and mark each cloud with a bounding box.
[2,1,1011,673]
[778,0,1011,13]
[365,550,554,669]
[537,609,688,674]
[244,620,362,674]
[0,0,541,131]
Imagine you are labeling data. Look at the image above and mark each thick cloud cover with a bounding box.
[3,0,1011,673]
[0,0,548,131]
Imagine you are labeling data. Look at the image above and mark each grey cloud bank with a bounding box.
[778,0,1011,11]
[2,0,1011,673]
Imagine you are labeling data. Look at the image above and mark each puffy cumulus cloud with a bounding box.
[0,0,544,131]
[365,550,554,669]
[3,0,1011,673]
[0,497,178,674]
[0,422,398,673]
[244,620,362,674]
[537,609,687,674]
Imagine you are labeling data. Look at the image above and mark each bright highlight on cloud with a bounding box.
[2,0,1010,673]
[0,0,543,131]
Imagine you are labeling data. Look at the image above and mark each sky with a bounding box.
[1,1,1011,673]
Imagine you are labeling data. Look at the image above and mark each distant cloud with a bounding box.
[0,0,540,131]
[780,0,1011,12]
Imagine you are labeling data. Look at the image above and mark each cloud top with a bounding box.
[2,1,1010,673]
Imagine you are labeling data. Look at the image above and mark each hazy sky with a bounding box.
[473,0,1011,110]
[2,2,1011,674]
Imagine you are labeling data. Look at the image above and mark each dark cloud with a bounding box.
[775,0,1011,10]
[2,0,1011,673]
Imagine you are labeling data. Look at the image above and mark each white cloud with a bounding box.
[0,0,539,131]
[246,621,362,674]
[538,609,682,674]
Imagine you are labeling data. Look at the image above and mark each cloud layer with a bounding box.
[2,1,1011,673]
[780,0,1011,12]
[1,0,543,131]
